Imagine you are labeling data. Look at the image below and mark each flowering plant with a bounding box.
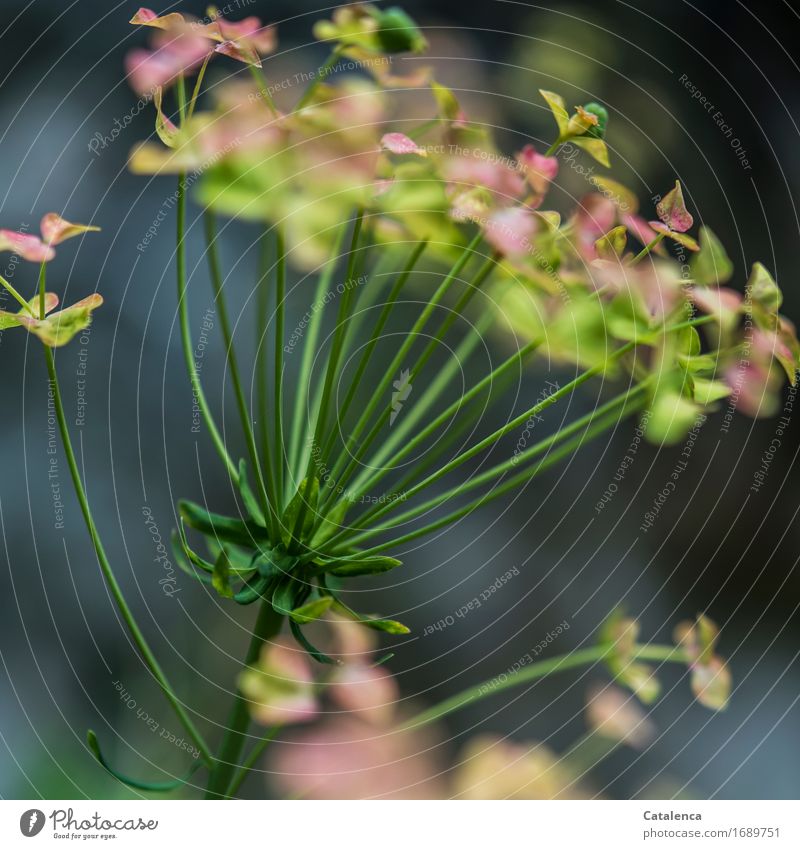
[4,3,796,798]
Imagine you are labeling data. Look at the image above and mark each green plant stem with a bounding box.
[256,229,272,477]
[187,55,211,120]
[319,239,491,517]
[348,309,496,496]
[316,241,427,465]
[0,272,35,313]
[349,334,542,509]
[348,340,637,533]
[295,46,344,111]
[224,725,281,798]
[203,212,280,539]
[323,233,482,484]
[205,602,284,798]
[545,138,563,156]
[43,344,213,765]
[287,222,349,482]
[273,230,287,506]
[289,211,364,550]
[175,78,238,483]
[632,232,665,263]
[345,384,646,545]
[247,64,279,114]
[400,643,689,731]
[330,392,642,557]
[37,262,47,318]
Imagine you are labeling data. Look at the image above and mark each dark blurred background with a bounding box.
[1,0,798,800]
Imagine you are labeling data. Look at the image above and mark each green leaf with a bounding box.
[211,551,234,598]
[690,226,733,285]
[572,136,610,168]
[319,556,403,577]
[290,595,334,624]
[539,89,569,135]
[289,619,339,665]
[747,262,782,316]
[238,459,266,526]
[594,225,627,260]
[311,498,350,547]
[178,499,270,547]
[645,388,701,445]
[281,477,320,543]
[0,293,58,330]
[692,378,732,405]
[18,294,103,347]
[329,595,410,635]
[431,80,461,122]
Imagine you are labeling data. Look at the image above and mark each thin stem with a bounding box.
[349,309,496,497]
[175,79,238,482]
[346,384,646,545]
[545,138,563,157]
[632,232,665,264]
[295,46,344,111]
[289,210,364,550]
[224,725,281,798]
[349,340,637,533]
[317,240,427,465]
[331,393,642,557]
[320,238,488,513]
[350,334,541,509]
[287,222,349,483]
[399,643,688,731]
[203,212,279,539]
[256,229,272,477]
[43,345,213,764]
[37,261,47,319]
[0,272,35,313]
[205,602,284,798]
[273,229,286,507]
[187,55,211,120]
[247,64,279,114]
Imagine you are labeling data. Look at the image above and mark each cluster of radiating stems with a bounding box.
[21,60,710,798]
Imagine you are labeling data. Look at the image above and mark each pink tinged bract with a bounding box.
[17,294,103,347]
[0,230,55,262]
[40,213,100,245]
[380,132,427,156]
[516,144,558,196]
[125,32,211,96]
[484,207,536,257]
[656,180,693,233]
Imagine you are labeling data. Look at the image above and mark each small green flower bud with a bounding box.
[374,7,428,54]
[582,102,608,139]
